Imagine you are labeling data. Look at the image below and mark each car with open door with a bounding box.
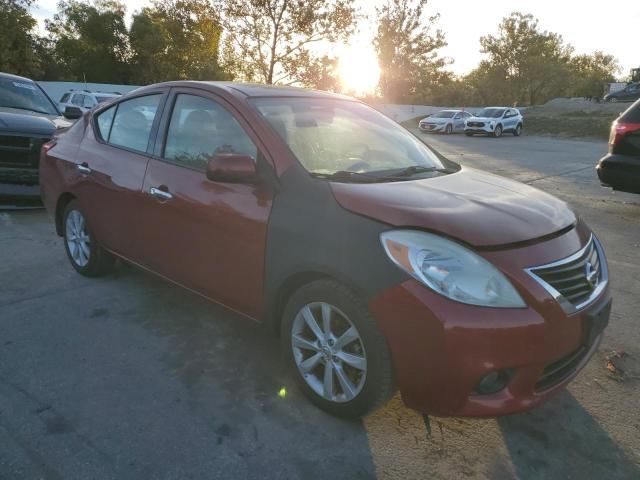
[40,82,611,418]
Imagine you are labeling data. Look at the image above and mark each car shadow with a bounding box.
[106,263,376,479]
[497,390,639,479]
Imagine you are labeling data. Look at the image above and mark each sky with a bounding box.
[31,0,639,78]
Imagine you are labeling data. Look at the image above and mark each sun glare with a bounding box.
[338,44,380,96]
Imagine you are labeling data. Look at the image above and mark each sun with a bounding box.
[338,44,381,96]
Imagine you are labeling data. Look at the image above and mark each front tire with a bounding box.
[281,280,395,418]
[445,124,453,135]
[465,132,474,137]
[492,124,503,138]
[63,200,114,277]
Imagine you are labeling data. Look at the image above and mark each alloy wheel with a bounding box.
[65,210,91,267]
[291,302,367,403]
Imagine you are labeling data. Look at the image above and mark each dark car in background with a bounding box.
[0,72,80,204]
[604,83,640,103]
[597,99,640,194]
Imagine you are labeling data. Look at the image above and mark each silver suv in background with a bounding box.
[58,90,121,113]
[465,107,523,138]
[418,109,473,134]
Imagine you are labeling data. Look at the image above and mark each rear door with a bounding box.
[137,88,274,318]
[73,90,167,260]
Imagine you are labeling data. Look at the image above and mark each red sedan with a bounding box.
[40,82,611,418]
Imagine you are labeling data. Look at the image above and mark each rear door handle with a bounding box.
[77,163,91,174]
[149,187,173,201]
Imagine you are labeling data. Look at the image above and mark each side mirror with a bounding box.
[63,106,83,119]
[206,153,257,183]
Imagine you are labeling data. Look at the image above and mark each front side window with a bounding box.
[252,98,450,178]
[108,95,161,152]
[164,94,258,171]
[71,94,84,106]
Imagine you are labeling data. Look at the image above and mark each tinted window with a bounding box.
[60,93,70,103]
[96,105,116,140]
[620,99,640,123]
[109,95,161,152]
[164,94,258,171]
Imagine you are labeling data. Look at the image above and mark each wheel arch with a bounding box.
[55,192,77,236]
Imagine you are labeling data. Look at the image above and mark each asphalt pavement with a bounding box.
[1,132,639,479]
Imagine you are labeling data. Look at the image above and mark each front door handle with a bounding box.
[77,163,91,174]
[149,187,173,201]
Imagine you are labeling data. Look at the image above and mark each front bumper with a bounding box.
[597,153,640,194]
[369,226,611,417]
[0,168,41,205]
[465,125,495,134]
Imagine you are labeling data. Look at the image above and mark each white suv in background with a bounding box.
[58,90,121,113]
[464,107,523,137]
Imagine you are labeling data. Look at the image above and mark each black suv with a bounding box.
[597,99,640,194]
[0,72,80,205]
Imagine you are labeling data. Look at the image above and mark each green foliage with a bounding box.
[218,0,356,87]
[44,0,130,83]
[0,0,41,77]
[374,0,448,103]
[468,12,573,106]
[129,0,228,84]
[568,52,620,99]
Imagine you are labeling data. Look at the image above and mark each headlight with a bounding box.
[380,230,526,308]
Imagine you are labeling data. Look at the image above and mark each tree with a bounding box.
[45,0,130,83]
[471,12,573,106]
[374,0,447,103]
[129,0,228,84]
[218,0,356,86]
[0,0,41,77]
[568,51,619,100]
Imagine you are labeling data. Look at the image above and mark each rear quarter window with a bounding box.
[620,99,640,123]
[60,93,70,103]
[96,105,116,141]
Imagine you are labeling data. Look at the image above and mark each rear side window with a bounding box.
[71,94,84,106]
[620,100,640,123]
[108,95,161,152]
[163,94,257,171]
[96,105,116,140]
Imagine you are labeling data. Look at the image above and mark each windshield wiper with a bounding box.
[370,165,443,179]
[1,105,53,115]
[310,170,389,183]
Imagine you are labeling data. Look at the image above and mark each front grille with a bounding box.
[535,345,588,391]
[468,121,485,127]
[0,135,48,172]
[526,235,607,313]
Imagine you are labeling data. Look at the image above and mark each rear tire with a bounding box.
[513,124,522,136]
[63,200,114,277]
[281,279,395,418]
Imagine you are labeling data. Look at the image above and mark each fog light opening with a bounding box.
[473,369,515,395]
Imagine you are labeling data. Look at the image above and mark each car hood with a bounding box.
[468,116,498,123]
[420,117,450,124]
[330,167,576,248]
[0,107,71,135]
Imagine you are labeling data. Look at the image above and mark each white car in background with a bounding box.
[464,107,523,138]
[418,109,474,134]
[58,90,121,113]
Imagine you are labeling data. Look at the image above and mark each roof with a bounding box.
[0,71,36,83]
[138,80,355,100]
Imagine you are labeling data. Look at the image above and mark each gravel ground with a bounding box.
[1,132,639,479]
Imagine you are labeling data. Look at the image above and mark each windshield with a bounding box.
[432,111,456,118]
[252,98,452,178]
[476,108,505,118]
[0,78,58,115]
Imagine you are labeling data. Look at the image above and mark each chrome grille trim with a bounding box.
[525,235,608,314]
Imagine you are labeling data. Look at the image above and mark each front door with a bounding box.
[138,89,274,319]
